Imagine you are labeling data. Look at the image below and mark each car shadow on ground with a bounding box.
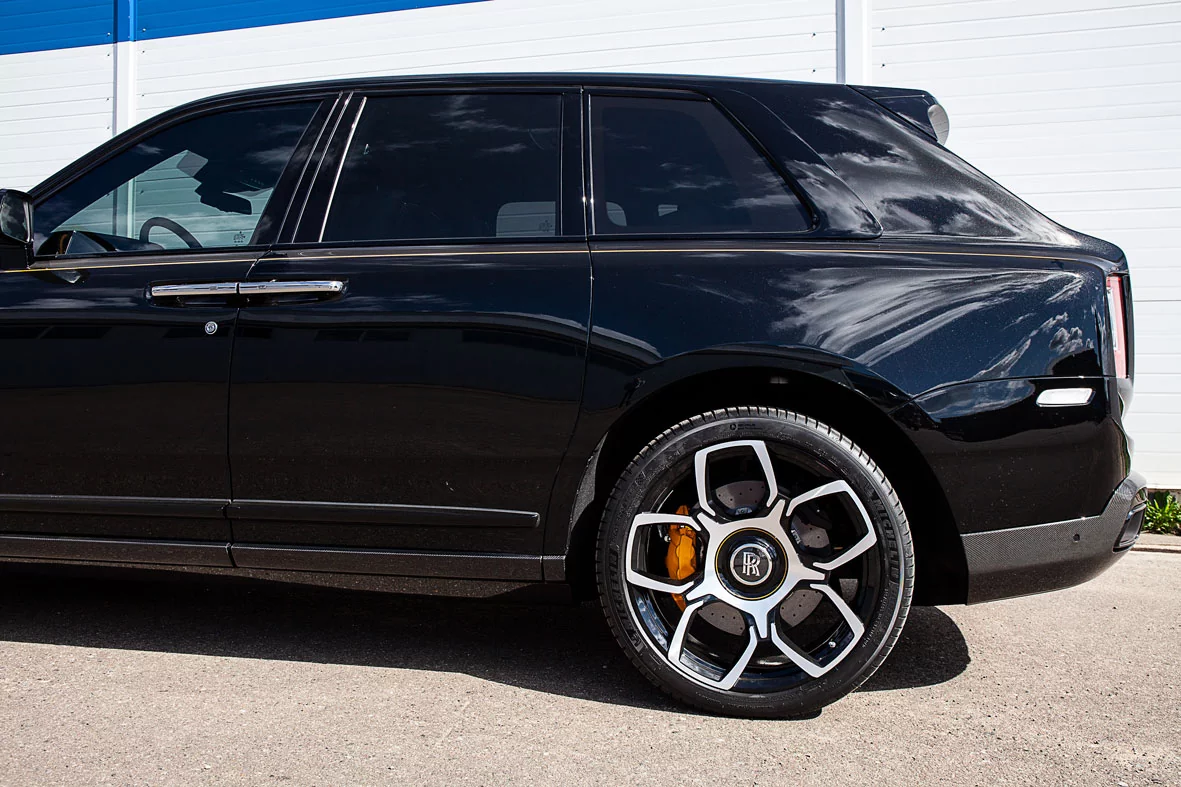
[0,565,970,714]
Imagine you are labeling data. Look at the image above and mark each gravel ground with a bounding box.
[1,551,1178,786]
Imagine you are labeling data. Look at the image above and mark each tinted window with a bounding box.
[590,96,810,235]
[772,90,1073,242]
[322,93,562,243]
[35,102,319,253]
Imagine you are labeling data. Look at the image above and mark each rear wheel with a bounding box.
[596,407,913,717]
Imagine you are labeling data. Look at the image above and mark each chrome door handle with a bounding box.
[149,282,239,298]
[150,280,345,300]
[239,280,344,296]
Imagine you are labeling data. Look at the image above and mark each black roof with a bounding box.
[184,71,851,108]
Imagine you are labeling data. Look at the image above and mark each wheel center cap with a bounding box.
[716,530,788,600]
[729,543,774,586]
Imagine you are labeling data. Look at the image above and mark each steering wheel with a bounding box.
[139,216,202,249]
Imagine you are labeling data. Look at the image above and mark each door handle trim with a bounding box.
[149,282,239,298]
[238,280,345,296]
[149,280,345,300]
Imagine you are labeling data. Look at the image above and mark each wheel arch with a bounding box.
[562,364,968,606]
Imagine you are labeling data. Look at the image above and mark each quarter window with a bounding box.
[34,102,320,254]
[590,95,811,235]
[321,93,562,243]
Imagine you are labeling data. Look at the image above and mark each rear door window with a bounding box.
[321,93,562,243]
[589,95,811,235]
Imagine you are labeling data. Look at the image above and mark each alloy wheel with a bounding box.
[598,408,912,715]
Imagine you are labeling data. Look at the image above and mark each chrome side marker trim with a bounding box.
[1036,388,1094,407]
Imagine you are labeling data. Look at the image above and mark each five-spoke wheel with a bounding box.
[597,407,913,717]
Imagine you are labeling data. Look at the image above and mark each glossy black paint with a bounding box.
[0,253,248,540]
[539,239,1126,562]
[584,241,1108,398]
[849,85,944,142]
[228,242,589,553]
[897,378,1127,532]
[0,189,34,269]
[1,73,1137,606]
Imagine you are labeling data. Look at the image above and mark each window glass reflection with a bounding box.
[322,93,562,243]
[35,102,319,253]
[591,96,811,235]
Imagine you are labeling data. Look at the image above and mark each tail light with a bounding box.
[1106,275,1129,378]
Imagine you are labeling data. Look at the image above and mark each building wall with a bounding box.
[0,0,1177,486]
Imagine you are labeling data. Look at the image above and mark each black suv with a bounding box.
[0,74,1144,717]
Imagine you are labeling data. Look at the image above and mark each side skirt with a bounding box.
[0,534,567,583]
[0,534,232,566]
[0,557,550,600]
[232,544,546,581]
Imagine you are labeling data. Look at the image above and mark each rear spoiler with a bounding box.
[851,85,950,145]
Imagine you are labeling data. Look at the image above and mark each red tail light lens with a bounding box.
[1106,275,1128,378]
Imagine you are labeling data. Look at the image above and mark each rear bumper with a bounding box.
[961,472,1147,603]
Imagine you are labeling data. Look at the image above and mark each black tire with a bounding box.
[596,407,914,718]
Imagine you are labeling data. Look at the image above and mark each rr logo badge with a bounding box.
[741,551,761,576]
[730,543,773,587]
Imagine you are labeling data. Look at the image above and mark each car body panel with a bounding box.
[0,252,249,542]
[222,85,590,558]
[897,377,1128,533]
[227,242,590,554]
[539,238,1122,554]
[581,240,1108,397]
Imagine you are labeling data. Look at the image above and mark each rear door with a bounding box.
[0,98,328,563]
[227,88,590,580]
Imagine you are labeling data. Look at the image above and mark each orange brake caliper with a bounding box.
[665,504,698,611]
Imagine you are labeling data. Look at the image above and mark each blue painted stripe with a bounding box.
[0,0,484,56]
[0,1,114,56]
[137,0,483,41]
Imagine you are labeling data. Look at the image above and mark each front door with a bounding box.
[0,98,326,564]
[227,89,590,580]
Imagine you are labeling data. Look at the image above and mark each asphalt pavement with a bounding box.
[1,550,1178,786]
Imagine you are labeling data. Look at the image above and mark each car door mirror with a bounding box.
[0,189,34,268]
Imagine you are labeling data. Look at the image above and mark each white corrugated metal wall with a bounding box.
[134,0,836,122]
[0,46,115,189]
[0,0,1177,487]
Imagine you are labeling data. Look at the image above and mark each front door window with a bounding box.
[33,101,320,255]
